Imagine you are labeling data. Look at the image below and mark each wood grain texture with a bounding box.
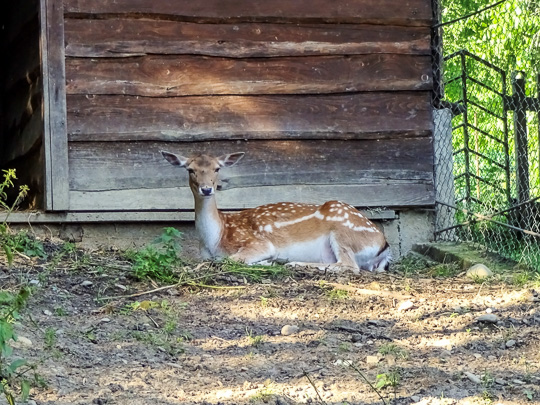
[41,0,70,210]
[65,54,432,97]
[67,92,433,141]
[68,139,434,191]
[64,19,431,58]
[5,209,397,223]
[63,0,432,26]
[69,183,434,211]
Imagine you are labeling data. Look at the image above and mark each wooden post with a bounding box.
[512,72,529,205]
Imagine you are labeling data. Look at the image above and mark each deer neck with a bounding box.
[194,195,224,256]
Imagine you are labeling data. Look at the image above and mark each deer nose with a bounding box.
[200,186,214,196]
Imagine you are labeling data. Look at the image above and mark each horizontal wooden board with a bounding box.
[68,139,434,191]
[67,92,433,142]
[65,54,432,97]
[5,209,397,223]
[68,183,434,211]
[64,0,432,26]
[64,19,431,58]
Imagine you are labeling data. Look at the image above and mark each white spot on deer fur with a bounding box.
[275,211,323,228]
[338,209,343,214]
[264,224,273,233]
[326,216,345,222]
[259,225,263,232]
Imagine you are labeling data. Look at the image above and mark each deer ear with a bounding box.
[217,152,245,168]
[161,150,189,167]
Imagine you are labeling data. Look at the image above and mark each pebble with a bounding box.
[411,396,421,403]
[466,263,493,279]
[495,378,506,385]
[43,309,53,316]
[351,334,362,343]
[464,371,481,384]
[476,314,499,323]
[100,318,111,323]
[505,339,516,348]
[29,280,41,286]
[513,379,526,385]
[80,280,93,287]
[366,355,380,364]
[281,325,299,336]
[398,300,414,312]
[15,336,32,347]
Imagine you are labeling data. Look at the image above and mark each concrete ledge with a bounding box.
[412,242,520,271]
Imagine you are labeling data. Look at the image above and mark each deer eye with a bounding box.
[214,168,220,173]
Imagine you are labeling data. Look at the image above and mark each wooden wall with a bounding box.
[59,0,435,212]
[0,0,43,208]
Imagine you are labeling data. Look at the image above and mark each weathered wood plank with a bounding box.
[40,0,70,210]
[63,0,432,26]
[68,139,434,191]
[67,92,433,141]
[4,209,397,223]
[68,183,434,211]
[65,54,432,97]
[64,19,431,58]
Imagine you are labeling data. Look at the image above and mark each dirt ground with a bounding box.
[1,238,539,405]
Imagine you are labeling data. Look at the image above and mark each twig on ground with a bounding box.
[349,363,388,405]
[302,369,327,405]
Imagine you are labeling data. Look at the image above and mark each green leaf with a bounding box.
[21,380,31,401]
[8,358,27,374]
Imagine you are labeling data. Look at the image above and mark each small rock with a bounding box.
[15,336,32,347]
[351,334,363,343]
[80,280,93,287]
[100,318,111,323]
[477,314,499,323]
[473,353,482,359]
[505,339,516,348]
[398,300,414,312]
[495,378,506,385]
[464,371,481,384]
[411,396,421,403]
[43,309,53,316]
[513,379,526,385]
[29,280,41,286]
[281,325,299,336]
[367,319,380,326]
[466,263,493,279]
[366,355,380,364]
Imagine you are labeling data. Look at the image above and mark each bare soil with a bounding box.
[1,239,539,405]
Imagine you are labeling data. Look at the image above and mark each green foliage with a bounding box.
[378,343,409,360]
[0,287,37,404]
[1,169,32,266]
[128,227,184,282]
[375,368,401,390]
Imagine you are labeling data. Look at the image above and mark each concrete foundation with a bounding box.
[11,209,434,261]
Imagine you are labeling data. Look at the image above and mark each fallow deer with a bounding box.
[161,151,391,273]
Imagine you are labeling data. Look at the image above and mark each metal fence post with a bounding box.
[512,71,529,205]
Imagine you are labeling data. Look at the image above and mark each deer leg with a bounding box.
[229,240,276,264]
[329,233,361,274]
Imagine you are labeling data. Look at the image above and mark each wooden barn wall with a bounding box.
[62,0,434,211]
[0,0,44,209]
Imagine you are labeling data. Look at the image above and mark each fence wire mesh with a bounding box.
[432,0,540,271]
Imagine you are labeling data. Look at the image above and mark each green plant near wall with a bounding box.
[0,287,38,404]
[1,169,46,266]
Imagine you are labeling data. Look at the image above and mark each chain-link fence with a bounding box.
[432,0,540,271]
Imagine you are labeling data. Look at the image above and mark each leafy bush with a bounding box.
[0,287,38,404]
[128,227,184,282]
